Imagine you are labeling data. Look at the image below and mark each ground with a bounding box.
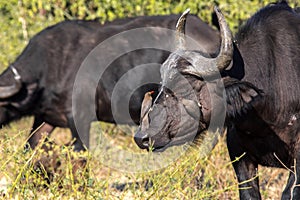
[0,117,288,199]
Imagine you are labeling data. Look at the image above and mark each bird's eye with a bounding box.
[198,102,202,108]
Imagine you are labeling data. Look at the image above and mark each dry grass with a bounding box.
[0,117,288,199]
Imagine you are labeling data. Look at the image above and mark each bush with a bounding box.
[0,0,299,70]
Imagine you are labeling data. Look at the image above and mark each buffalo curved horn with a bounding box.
[0,66,22,98]
[214,6,233,71]
[179,7,233,78]
[176,8,190,50]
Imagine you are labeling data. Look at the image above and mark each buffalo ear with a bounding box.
[224,78,263,118]
[240,87,260,103]
[182,99,200,119]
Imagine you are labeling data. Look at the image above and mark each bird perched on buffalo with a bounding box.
[140,91,154,131]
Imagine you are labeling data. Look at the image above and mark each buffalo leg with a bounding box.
[27,117,54,149]
[67,115,91,151]
[226,129,261,200]
[293,157,300,199]
[282,172,295,199]
[283,156,300,199]
[292,157,300,199]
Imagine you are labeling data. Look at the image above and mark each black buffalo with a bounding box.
[0,14,219,151]
[135,2,300,199]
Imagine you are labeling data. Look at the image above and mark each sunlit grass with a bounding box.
[0,118,288,199]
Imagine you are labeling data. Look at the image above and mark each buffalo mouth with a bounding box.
[151,145,170,152]
[0,66,22,99]
[143,129,221,161]
[145,136,196,153]
[134,127,198,152]
[150,140,192,152]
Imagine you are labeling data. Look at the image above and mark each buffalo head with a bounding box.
[0,66,22,99]
[134,7,261,152]
[0,65,23,126]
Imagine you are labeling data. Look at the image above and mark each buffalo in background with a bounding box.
[135,1,300,199]
[0,14,219,151]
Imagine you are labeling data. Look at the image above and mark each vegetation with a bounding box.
[0,0,297,199]
[0,119,288,199]
[1,0,299,69]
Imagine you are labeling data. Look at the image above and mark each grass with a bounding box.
[0,117,289,199]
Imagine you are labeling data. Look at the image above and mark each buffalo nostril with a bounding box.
[142,137,149,147]
[134,132,150,149]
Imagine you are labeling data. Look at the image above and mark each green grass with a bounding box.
[0,117,288,199]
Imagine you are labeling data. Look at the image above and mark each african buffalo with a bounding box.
[135,1,300,199]
[0,14,219,151]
